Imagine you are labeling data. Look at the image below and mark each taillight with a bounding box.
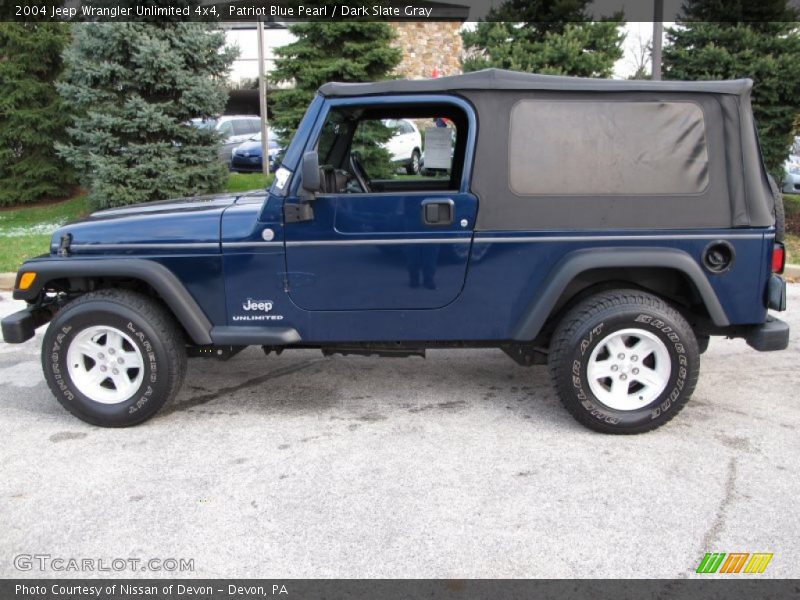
[771,243,785,274]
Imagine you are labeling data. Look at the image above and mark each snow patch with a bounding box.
[1,222,64,237]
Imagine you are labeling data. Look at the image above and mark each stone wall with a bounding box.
[390,22,463,79]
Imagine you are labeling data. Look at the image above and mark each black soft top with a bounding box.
[319,68,753,97]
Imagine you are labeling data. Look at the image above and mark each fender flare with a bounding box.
[510,247,729,341]
[13,258,213,345]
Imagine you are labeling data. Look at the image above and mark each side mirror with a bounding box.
[300,151,320,197]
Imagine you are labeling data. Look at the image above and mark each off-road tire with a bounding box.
[406,149,421,175]
[42,289,187,427]
[548,289,700,434]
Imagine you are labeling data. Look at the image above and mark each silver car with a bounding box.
[191,115,262,163]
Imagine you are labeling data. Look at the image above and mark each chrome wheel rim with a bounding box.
[586,328,671,411]
[66,325,144,404]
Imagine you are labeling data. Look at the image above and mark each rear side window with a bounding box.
[508,100,709,196]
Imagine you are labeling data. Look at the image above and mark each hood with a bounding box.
[234,138,280,157]
[233,140,262,157]
[87,192,239,220]
[52,192,258,255]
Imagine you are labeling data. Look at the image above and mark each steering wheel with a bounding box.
[349,152,371,193]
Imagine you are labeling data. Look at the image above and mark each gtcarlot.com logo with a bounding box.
[14,554,194,573]
[696,552,773,574]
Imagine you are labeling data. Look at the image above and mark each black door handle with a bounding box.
[421,198,454,226]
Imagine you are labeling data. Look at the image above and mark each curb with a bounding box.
[0,273,16,291]
[2,266,800,292]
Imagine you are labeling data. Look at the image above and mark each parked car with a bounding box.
[382,118,422,174]
[782,137,800,193]
[190,115,261,162]
[2,69,789,434]
[230,131,282,173]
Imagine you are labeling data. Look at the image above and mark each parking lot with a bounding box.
[1,286,798,579]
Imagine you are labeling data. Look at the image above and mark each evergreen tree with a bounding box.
[461,0,625,77]
[0,22,75,206]
[663,0,800,180]
[58,23,236,209]
[270,21,402,178]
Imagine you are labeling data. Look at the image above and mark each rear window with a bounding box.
[508,100,709,196]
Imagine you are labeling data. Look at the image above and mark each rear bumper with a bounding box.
[746,316,790,352]
[1,306,53,344]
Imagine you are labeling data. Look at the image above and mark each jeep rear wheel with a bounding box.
[42,290,187,427]
[548,289,700,434]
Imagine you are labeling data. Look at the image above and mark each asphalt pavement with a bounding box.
[0,286,798,579]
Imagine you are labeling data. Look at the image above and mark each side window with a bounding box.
[508,100,709,196]
[312,103,466,194]
[217,120,233,136]
[249,119,261,134]
[351,119,401,180]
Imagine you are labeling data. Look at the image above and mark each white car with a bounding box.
[382,119,422,175]
[784,154,800,194]
[783,136,800,194]
[191,115,262,163]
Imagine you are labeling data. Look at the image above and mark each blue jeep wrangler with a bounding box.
[1,69,789,433]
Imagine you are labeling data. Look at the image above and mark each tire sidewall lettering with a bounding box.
[47,311,161,415]
[572,312,691,425]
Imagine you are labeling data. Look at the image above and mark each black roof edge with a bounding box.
[319,68,753,97]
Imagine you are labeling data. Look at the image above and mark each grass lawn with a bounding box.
[0,173,274,272]
[226,172,272,193]
[0,193,90,272]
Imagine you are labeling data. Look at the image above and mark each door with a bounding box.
[283,98,477,311]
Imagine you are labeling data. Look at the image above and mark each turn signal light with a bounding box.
[771,244,785,274]
[18,272,37,290]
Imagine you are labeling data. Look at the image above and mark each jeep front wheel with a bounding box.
[42,289,187,427]
[548,289,700,434]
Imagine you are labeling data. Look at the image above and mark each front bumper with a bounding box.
[1,306,53,344]
[230,154,262,172]
[746,316,790,352]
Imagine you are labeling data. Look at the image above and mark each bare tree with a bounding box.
[628,29,652,80]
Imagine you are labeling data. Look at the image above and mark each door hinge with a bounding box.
[284,202,314,223]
